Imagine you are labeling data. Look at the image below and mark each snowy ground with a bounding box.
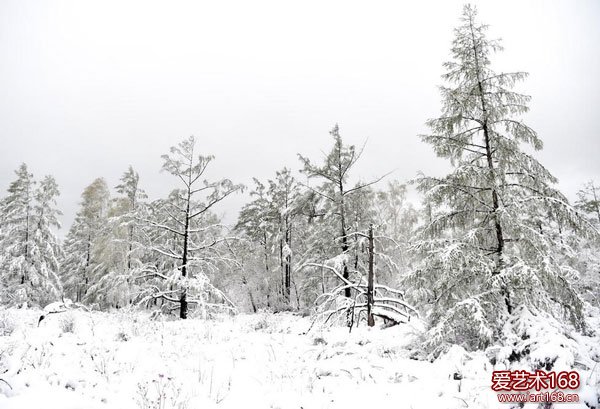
[0,308,598,409]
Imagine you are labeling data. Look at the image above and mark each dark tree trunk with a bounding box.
[180,187,191,319]
[339,182,350,298]
[127,225,133,271]
[284,216,291,303]
[279,237,285,300]
[179,291,188,319]
[367,224,375,327]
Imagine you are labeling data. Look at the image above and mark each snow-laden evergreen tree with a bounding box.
[294,126,416,327]
[86,167,149,308]
[115,166,147,271]
[574,181,600,305]
[576,181,600,226]
[298,125,386,299]
[0,164,35,304]
[141,136,242,319]
[28,175,63,304]
[235,178,273,309]
[269,168,299,304]
[0,165,62,305]
[235,168,302,310]
[61,178,110,303]
[407,5,588,352]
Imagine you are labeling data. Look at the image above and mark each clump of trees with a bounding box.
[0,165,63,306]
[60,137,242,319]
[234,125,417,326]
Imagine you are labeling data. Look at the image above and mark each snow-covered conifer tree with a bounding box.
[86,167,149,308]
[0,164,35,304]
[408,5,588,351]
[576,181,600,226]
[142,136,242,319]
[115,165,147,271]
[269,168,299,304]
[298,125,386,298]
[574,181,600,305]
[236,168,302,309]
[235,178,280,309]
[28,175,63,304]
[61,178,110,303]
[0,165,62,305]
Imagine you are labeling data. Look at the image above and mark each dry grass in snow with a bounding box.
[0,308,598,409]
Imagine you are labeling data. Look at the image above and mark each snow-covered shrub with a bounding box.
[115,330,130,342]
[0,310,16,336]
[312,336,327,346]
[426,297,495,355]
[251,313,272,332]
[493,306,578,371]
[59,313,76,334]
[486,305,600,408]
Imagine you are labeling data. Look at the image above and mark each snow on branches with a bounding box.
[407,4,592,353]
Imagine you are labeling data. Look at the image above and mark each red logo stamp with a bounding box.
[491,370,580,392]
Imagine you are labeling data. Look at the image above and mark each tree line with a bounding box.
[1,5,598,351]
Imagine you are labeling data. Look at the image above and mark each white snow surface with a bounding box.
[0,308,598,409]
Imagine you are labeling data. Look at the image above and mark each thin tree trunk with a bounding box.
[22,200,30,285]
[127,225,133,271]
[279,237,284,300]
[339,183,350,298]
[180,187,191,319]
[284,216,291,303]
[367,224,375,327]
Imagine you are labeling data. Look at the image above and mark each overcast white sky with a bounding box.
[0,0,599,233]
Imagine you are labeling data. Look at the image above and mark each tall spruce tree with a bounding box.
[408,5,587,351]
[61,178,110,303]
[0,164,35,303]
[114,166,147,271]
[86,167,149,308]
[29,175,63,304]
[0,165,62,305]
